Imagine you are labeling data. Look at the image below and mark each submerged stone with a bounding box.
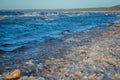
[114,23,120,27]
[61,30,70,35]
[4,69,21,80]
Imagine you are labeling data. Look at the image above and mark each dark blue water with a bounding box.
[0,11,120,52]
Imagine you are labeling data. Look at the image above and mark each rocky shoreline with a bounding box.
[0,23,120,80]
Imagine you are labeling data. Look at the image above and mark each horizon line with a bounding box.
[0,5,117,10]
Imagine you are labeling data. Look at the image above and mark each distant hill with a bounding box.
[110,5,120,11]
[44,5,120,12]
[67,5,120,11]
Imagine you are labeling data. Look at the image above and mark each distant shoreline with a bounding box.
[0,9,120,13]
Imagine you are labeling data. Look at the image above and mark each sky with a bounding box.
[0,0,120,9]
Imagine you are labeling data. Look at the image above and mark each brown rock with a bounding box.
[87,74,96,79]
[59,68,64,73]
[47,74,52,77]
[5,69,21,80]
[97,68,105,73]
[79,49,86,54]
[64,63,70,67]
[114,23,120,27]
[74,71,81,76]
[39,69,47,75]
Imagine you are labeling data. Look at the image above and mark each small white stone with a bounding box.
[25,60,34,66]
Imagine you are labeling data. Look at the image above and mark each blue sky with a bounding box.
[0,0,120,9]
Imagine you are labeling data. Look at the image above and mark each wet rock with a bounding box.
[13,60,22,64]
[79,49,86,54]
[61,30,70,35]
[39,69,47,75]
[36,63,44,70]
[65,38,79,42]
[87,74,96,79]
[4,69,21,80]
[47,74,52,77]
[0,49,5,54]
[12,46,27,52]
[25,60,34,66]
[5,66,11,70]
[114,23,120,27]
[43,36,55,41]
[97,68,105,73]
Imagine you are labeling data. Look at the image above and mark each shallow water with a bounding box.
[0,11,120,52]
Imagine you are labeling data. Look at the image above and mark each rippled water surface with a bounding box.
[0,11,120,52]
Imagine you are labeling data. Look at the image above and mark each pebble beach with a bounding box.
[0,22,120,80]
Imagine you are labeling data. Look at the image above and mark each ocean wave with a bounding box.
[0,44,27,52]
[0,12,119,53]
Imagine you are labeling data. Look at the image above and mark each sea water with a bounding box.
[0,11,120,52]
